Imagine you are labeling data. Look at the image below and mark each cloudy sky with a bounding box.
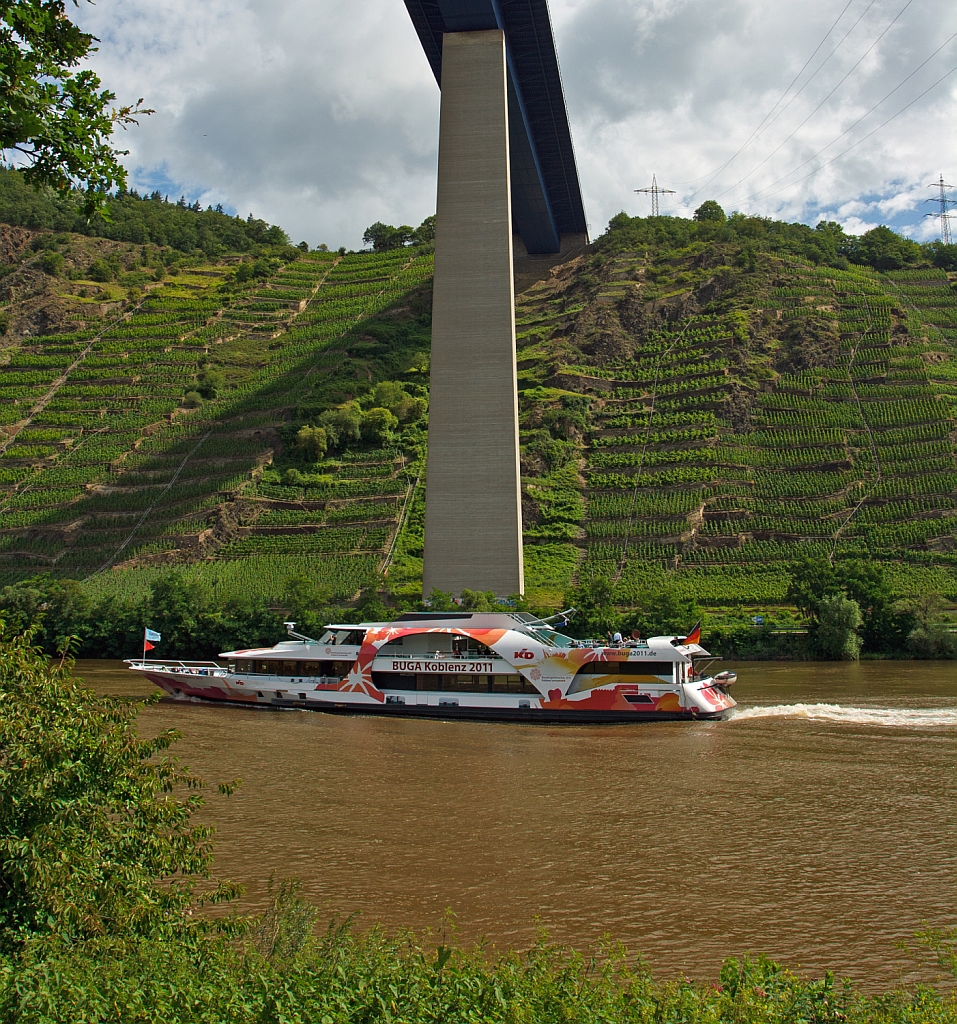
[69,0,957,249]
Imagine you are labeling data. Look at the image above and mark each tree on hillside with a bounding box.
[363,222,413,252]
[413,214,435,243]
[694,200,725,223]
[1,0,151,213]
[846,225,922,270]
[363,215,435,252]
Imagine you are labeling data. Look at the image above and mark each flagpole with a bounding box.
[143,627,147,664]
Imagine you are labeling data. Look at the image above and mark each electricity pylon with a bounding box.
[924,175,954,245]
[634,174,676,217]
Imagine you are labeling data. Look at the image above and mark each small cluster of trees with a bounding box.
[291,381,428,461]
[362,216,435,252]
[785,557,955,660]
[613,203,957,272]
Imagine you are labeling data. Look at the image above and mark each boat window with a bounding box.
[625,693,655,705]
[281,661,297,676]
[567,662,672,695]
[298,693,306,701]
[334,630,365,646]
[299,661,323,676]
[372,673,417,690]
[317,631,337,644]
[256,661,274,675]
[536,629,574,648]
[490,674,537,694]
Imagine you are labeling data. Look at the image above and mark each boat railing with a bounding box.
[414,650,505,660]
[125,658,228,677]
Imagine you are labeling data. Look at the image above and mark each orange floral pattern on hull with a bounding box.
[541,689,686,713]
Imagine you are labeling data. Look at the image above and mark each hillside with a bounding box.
[514,220,957,610]
[2,207,957,631]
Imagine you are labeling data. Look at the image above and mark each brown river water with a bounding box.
[78,659,957,987]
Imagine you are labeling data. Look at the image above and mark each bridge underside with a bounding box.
[404,0,587,255]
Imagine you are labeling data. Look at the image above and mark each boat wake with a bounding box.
[728,703,957,728]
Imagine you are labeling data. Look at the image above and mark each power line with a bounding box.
[740,61,957,205]
[742,29,957,204]
[634,174,676,217]
[711,0,915,203]
[676,0,856,192]
[924,175,954,244]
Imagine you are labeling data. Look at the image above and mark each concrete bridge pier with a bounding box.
[422,29,524,599]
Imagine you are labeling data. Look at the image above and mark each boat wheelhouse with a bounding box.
[127,612,736,722]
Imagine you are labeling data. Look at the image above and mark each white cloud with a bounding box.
[68,0,957,247]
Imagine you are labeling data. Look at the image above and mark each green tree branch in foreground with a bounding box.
[0,623,238,950]
[1,0,152,214]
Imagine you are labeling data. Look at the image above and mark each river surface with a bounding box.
[78,659,957,986]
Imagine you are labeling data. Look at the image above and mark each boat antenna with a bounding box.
[523,607,577,628]
[284,621,317,643]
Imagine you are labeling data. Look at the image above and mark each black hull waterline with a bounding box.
[164,693,728,724]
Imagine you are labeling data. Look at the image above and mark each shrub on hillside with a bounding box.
[87,257,115,282]
[36,250,64,276]
[295,425,328,461]
[318,405,361,451]
[359,407,398,445]
[370,381,427,423]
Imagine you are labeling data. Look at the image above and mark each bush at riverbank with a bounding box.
[0,624,956,1022]
[8,925,957,1024]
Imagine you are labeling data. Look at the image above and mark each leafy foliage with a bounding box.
[0,0,151,212]
[0,165,289,252]
[694,200,726,223]
[0,624,234,949]
[363,215,436,252]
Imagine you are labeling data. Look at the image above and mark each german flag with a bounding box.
[682,622,701,645]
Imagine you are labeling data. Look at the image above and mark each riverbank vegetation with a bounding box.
[1,559,954,662]
[0,626,956,1021]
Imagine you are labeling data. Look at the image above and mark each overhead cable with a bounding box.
[742,61,957,205]
[743,29,957,204]
[671,0,855,188]
[711,0,915,203]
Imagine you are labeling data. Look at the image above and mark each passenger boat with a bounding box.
[126,612,736,723]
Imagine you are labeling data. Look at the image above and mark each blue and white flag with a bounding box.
[145,628,161,642]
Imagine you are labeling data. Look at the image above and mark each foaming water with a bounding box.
[729,702,957,728]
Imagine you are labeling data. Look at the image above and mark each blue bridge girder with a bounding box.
[403,0,588,254]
